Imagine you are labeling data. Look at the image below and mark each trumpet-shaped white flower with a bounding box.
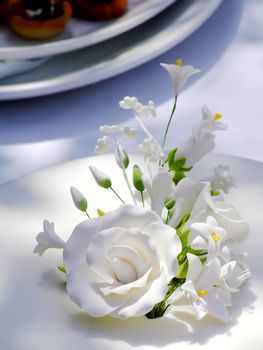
[190,216,231,262]
[176,128,215,168]
[33,220,65,256]
[201,105,228,132]
[95,136,110,154]
[138,138,165,163]
[168,178,249,244]
[216,260,251,295]
[168,178,207,228]
[211,165,236,193]
[160,61,200,96]
[178,254,230,323]
[149,172,174,216]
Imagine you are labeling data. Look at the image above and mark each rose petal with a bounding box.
[143,222,181,280]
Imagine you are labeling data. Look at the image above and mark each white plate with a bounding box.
[0,153,262,350]
[0,0,224,101]
[0,0,176,60]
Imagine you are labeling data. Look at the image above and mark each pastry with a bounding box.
[8,0,72,40]
[0,0,10,22]
[70,0,127,21]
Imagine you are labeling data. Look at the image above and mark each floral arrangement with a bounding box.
[34,59,250,324]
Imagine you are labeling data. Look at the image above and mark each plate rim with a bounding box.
[0,0,176,60]
[0,0,224,100]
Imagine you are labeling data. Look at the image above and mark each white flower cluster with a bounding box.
[34,60,250,325]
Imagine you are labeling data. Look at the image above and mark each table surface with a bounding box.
[0,0,262,185]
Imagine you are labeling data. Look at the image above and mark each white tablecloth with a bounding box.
[0,0,262,185]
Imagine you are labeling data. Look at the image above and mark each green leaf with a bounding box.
[133,165,145,192]
[167,148,177,167]
[170,157,186,171]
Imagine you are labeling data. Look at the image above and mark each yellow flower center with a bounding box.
[211,231,221,242]
[213,113,223,121]
[198,289,208,297]
[176,58,183,66]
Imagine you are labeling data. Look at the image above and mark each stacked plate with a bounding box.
[0,0,223,100]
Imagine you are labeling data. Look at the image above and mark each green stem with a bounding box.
[165,210,170,224]
[110,187,125,204]
[140,191,145,207]
[85,211,91,219]
[161,96,178,150]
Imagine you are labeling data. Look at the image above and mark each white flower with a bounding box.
[171,254,230,323]
[121,126,137,139]
[119,96,139,110]
[148,171,175,216]
[175,128,215,167]
[216,260,251,294]
[120,96,157,118]
[34,220,65,256]
[99,125,121,134]
[190,216,231,262]
[160,61,200,96]
[168,178,207,228]
[211,165,236,193]
[168,178,249,244]
[135,100,157,118]
[95,136,110,154]
[201,105,228,132]
[63,205,182,319]
[138,137,165,163]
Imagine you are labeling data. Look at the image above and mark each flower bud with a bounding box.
[133,165,145,192]
[70,186,88,212]
[89,165,112,189]
[164,195,176,210]
[115,144,129,169]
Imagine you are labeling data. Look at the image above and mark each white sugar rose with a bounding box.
[64,205,182,319]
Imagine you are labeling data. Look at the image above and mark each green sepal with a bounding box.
[133,165,145,192]
[57,265,67,273]
[181,166,193,172]
[100,179,112,189]
[97,208,105,217]
[172,171,185,185]
[211,190,220,196]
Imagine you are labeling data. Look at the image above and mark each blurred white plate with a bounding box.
[0,0,176,60]
[0,153,261,350]
[0,0,224,100]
